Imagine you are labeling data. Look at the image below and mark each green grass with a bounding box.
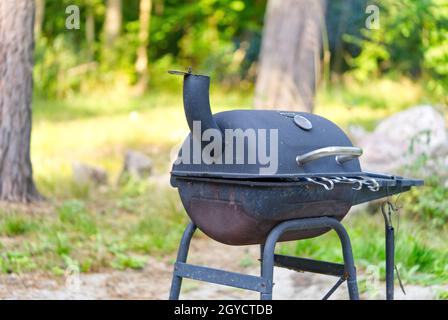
[0,215,37,237]
[437,289,448,300]
[0,77,446,287]
[0,181,188,274]
[33,86,252,122]
[278,211,448,286]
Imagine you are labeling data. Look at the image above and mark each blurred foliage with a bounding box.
[344,0,448,102]
[405,175,448,228]
[402,153,448,228]
[33,0,447,100]
[34,0,266,98]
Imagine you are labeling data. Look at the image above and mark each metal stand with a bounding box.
[382,203,396,300]
[169,216,359,300]
[385,224,395,300]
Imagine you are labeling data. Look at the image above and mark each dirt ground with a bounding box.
[0,238,445,300]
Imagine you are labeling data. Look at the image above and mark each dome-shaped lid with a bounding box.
[171,110,362,179]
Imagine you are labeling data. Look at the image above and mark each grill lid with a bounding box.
[171,110,363,178]
[170,70,362,179]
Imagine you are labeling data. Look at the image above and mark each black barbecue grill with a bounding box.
[168,70,423,300]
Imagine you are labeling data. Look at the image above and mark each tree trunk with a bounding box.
[103,0,122,48]
[154,0,164,16]
[34,0,45,37]
[332,0,350,75]
[254,0,326,112]
[0,0,41,202]
[135,0,152,95]
[86,6,95,61]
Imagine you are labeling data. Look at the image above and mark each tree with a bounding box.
[254,0,326,112]
[34,0,46,37]
[85,2,96,61]
[0,0,41,202]
[103,0,122,49]
[135,0,153,95]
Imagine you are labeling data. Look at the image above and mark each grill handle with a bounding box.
[296,146,363,166]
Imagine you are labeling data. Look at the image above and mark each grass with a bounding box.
[0,77,447,289]
[0,181,187,274]
[31,87,252,197]
[0,215,37,237]
[278,211,448,286]
[437,289,448,300]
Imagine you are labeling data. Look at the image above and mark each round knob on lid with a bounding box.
[293,115,312,130]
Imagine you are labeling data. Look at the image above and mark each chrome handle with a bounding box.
[296,146,363,166]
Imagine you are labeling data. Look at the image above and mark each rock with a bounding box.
[358,106,448,174]
[347,125,367,143]
[120,150,153,179]
[72,162,108,185]
[148,173,171,187]
[420,155,448,180]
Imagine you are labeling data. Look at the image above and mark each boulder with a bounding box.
[357,106,448,174]
[347,125,367,143]
[120,150,153,179]
[148,173,171,187]
[72,162,108,185]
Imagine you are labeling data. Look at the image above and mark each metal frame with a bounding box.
[382,203,396,300]
[385,224,395,300]
[169,216,361,300]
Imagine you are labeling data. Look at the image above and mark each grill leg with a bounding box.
[170,218,359,300]
[259,245,265,299]
[385,225,395,300]
[169,222,197,300]
[261,217,359,300]
[260,243,274,300]
[335,223,359,300]
[382,204,395,300]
